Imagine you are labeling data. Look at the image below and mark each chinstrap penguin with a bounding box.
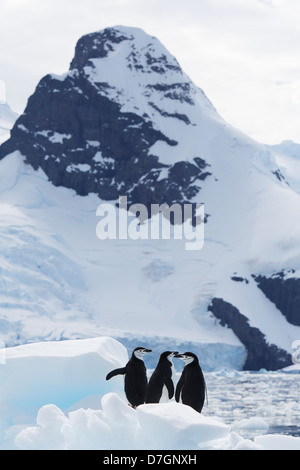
[174,352,206,413]
[106,346,152,408]
[145,351,178,403]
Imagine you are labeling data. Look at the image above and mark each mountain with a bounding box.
[0,27,212,208]
[0,102,18,144]
[268,140,300,195]
[0,26,300,371]
[270,140,300,160]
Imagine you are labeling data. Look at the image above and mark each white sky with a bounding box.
[1,0,300,144]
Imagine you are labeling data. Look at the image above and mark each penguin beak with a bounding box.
[170,351,179,357]
[174,353,183,359]
[143,348,152,353]
[175,353,190,362]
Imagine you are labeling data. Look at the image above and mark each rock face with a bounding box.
[0,26,211,210]
[208,298,292,371]
[253,272,300,327]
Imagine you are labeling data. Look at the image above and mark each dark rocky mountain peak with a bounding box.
[0,26,212,210]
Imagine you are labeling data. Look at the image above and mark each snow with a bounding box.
[0,102,18,144]
[269,140,300,195]
[82,26,218,167]
[254,434,300,451]
[1,336,299,450]
[270,140,300,160]
[35,130,72,144]
[66,163,91,172]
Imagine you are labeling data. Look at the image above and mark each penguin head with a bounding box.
[133,347,152,360]
[160,351,178,361]
[174,352,198,365]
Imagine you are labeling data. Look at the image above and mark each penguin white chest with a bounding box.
[160,384,170,403]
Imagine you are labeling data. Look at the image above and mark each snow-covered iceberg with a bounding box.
[1,337,300,450]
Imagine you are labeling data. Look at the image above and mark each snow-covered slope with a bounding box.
[0,151,244,370]
[269,140,300,195]
[0,26,300,370]
[0,102,18,144]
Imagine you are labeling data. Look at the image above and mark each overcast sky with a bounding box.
[1,0,300,144]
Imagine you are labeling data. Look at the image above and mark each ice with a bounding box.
[13,396,233,451]
[0,337,128,444]
[14,404,69,450]
[11,395,244,451]
[232,417,269,433]
[135,402,229,450]
[1,337,300,450]
[254,434,300,451]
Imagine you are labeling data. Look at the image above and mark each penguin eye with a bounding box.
[182,355,193,364]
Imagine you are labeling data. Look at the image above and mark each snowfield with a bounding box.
[1,336,300,450]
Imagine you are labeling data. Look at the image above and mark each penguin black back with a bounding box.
[174,352,206,413]
[106,347,152,407]
[146,351,178,403]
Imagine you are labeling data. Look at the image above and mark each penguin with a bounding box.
[174,352,206,413]
[106,346,152,408]
[145,351,178,404]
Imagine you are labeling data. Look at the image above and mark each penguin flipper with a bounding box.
[175,373,184,402]
[164,377,175,399]
[106,367,126,380]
